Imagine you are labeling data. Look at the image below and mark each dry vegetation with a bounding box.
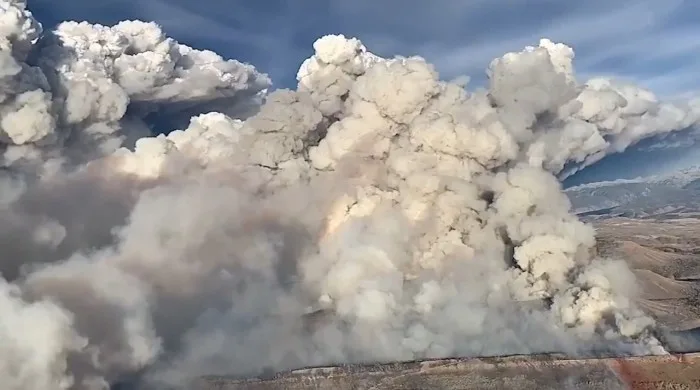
[592,217,700,331]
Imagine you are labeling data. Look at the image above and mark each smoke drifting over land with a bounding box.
[1,1,699,389]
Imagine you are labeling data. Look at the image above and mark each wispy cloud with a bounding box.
[415,0,698,94]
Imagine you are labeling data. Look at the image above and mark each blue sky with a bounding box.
[30,0,700,184]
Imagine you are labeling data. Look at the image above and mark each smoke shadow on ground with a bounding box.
[659,327,700,353]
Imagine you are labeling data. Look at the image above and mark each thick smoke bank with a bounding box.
[0,0,269,177]
[1,2,698,389]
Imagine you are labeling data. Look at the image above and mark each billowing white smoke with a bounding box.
[0,0,269,178]
[485,39,700,178]
[0,2,697,389]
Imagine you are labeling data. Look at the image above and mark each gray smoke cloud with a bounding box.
[0,2,698,389]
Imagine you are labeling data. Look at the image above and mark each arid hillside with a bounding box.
[592,217,700,334]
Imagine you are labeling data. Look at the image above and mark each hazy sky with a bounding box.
[27,0,700,184]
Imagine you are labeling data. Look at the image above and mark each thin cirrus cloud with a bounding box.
[412,0,699,95]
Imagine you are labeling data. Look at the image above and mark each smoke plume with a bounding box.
[1,1,698,389]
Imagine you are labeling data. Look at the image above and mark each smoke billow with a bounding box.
[1,2,698,389]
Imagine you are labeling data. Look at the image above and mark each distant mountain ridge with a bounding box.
[565,166,700,219]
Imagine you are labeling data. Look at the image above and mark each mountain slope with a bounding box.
[565,166,700,219]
